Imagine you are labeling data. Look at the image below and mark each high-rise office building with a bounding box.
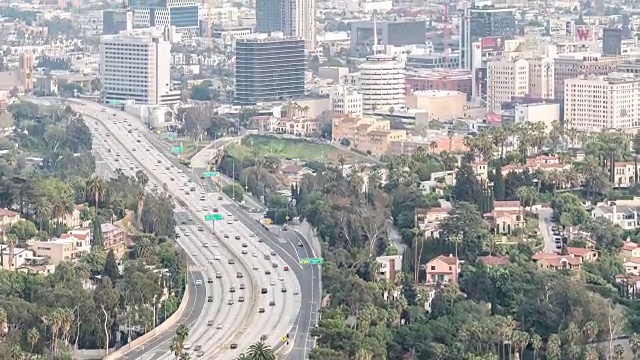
[255,0,315,52]
[565,75,640,132]
[459,6,517,69]
[358,54,405,112]
[103,9,133,35]
[234,33,306,105]
[128,0,199,35]
[255,0,282,33]
[349,20,426,57]
[99,28,180,105]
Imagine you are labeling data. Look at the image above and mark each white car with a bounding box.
[214,254,221,260]
[212,242,219,247]
[195,280,202,286]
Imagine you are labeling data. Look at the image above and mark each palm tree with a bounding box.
[136,191,146,228]
[234,354,250,360]
[27,327,39,353]
[5,234,17,270]
[134,234,154,260]
[447,129,455,152]
[516,185,537,213]
[0,307,7,338]
[582,321,598,344]
[33,200,52,230]
[529,332,542,359]
[179,353,192,360]
[85,175,106,216]
[629,333,640,358]
[176,324,189,343]
[74,262,91,279]
[547,334,562,360]
[337,154,347,174]
[246,341,276,360]
[170,337,184,359]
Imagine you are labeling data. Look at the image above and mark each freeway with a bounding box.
[74,100,300,358]
[196,168,321,359]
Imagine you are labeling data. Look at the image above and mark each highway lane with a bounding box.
[82,111,254,358]
[195,166,320,359]
[77,101,295,358]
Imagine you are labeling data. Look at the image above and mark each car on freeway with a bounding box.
[216,272,222,278]
[297,242,304,247]
[265,269,271,275]
[237,272,244,278]
[223,234,229,238]
[258,307,265,313]
[216,324,223,329]
[229,286,235,293]
[227,299,234,305]
[281,288,287,293]
[227,220,233,225]
[202,242,208,247]
[194,345,202,351]
[240,283,245,289]
[212,242,219,247]
[269,300,276,306]
[235,235,241,240]
[260,335,268,341]
[214,254,221,260]
[228,259,235,265]
[195,280,202,286]
[207,320,214,326]
[284,265,289,271]
[230,344,238,349]
[238,296,245,302]
[241,250,248,255]
[208,296,213,302]
[272,263,278,268]
[207,278,213,283]
[258,238,264,242]
[242,243,248,248]
[270,251,276,256]
[261,288,268,294]
[196,351,204,357]
[293,289,299,295]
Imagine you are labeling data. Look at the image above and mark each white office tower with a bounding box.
[282,0,316,52]
[359,54,405,113]
[330,85,363,118]
[100,28,180,106]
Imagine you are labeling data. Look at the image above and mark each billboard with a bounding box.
[573,25,595,41]
[603,28,622,55]
[479,37,505,52]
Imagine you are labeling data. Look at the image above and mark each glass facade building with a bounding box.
[235,36,305,105]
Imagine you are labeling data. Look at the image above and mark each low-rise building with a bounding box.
[27,238,86,265]
[375,255,402,282]
[424,254,459,285]
[0,208,21,232]
[415,207,452,238]
[592,204,640,230]
[477,255,511,267]
[101,223,127,257]
[484,201,524,234]
[253,116,319,137]
[0,244,36,270]
[532,252,583,270]
[55,204,90,229]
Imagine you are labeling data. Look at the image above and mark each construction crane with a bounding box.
[442,3,450,68]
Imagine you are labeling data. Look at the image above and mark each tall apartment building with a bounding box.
[234,33,305,105]
[349,20,427,57]
[487,57,554,111]
[128,0,199,34]
[255,0,315,51]
[358,54,405,113]
[487,59,530,111]
[554,54,625,102]
[459,6,517,69]
[99,28,180,106]
[565,75,640,132]
[330,85,363,118]
[528,57,554,99]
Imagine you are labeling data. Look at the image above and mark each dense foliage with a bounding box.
[0,102,185,358]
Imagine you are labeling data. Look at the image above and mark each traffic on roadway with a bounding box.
[78,101,301,359]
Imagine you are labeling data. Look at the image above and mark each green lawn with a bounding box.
[228,135,362,164]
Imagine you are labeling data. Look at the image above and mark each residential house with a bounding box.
[331,116,407,157]
[60,228,91,253]
[375,255,402,282]
[55,204,90,229]
[0,244,36,270]
[253,116,319,137]
[477,255,511,266]
[612,162,640,188]
[27,238,85,264]
[424,254,460,285]
[532,252,583,270]
[591,204,640,230]
[484,201,524,234]
[622,241,640,258]
[472,161,489,180]
[622,257,640,276]
[502,155,569,175]
[565,246,598,262]
[101,223,127,257]
[0,208,20,232]
[415,207,452,238]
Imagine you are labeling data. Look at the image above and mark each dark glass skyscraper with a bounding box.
[255,0,283,33]
[459,6,516,69]
[234,35,305,105]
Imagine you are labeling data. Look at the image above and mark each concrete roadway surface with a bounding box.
[76,101,300,359]
[196,167,320,360]
[90,128,209,360]
[537,208,561,253]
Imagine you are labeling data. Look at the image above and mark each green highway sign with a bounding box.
[107,99,126,105]
[205,213,223,221]
[299,258,324,265]
[171,146,183,153]
[203,171,220,178]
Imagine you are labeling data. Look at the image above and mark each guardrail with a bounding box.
[103,284,191,360]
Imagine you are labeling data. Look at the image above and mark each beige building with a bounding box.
[554,54,625,101]
[253,116,319,136]
[102,223,127,257]
[331,115,390,143]
[0,245,35,270]
[487,58,530,111]
[564,74,640,132]
[514,102,561,132]
[27,239,84,265]
[528,57,554,99]
[0,209,20,232]
[330,85,363,118]
[405,90,465,121]
[55,204,90,230]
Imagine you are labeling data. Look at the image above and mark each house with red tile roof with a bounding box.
[424,254,460,285]
[532,252,583,271]
[477,255,511,267]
